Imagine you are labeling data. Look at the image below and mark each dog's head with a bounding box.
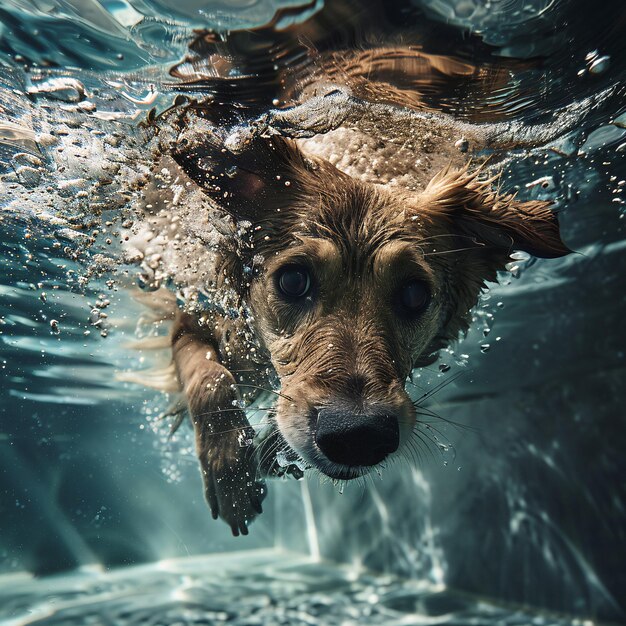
[174,130,570,479]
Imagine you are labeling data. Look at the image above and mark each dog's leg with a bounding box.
[171,312,265,536]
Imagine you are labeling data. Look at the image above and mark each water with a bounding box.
[1,0,625,624]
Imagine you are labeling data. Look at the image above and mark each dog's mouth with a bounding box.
[307,448,372,481]
[277,443,374,481]
[253,425,310,480]
[253,396,408,482]
[253,423,387,482]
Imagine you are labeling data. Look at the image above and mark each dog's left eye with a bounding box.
[277,265,311,299]
[398,279,430,315]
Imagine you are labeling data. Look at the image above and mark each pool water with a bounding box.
[1,0,625,624]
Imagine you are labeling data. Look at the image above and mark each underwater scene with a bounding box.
[1,0,625,624]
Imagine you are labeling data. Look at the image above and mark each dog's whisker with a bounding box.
[179,422,262,438]
[404,437,421,465]
[415,410,479,434]
[405,378,429,392]
[411,389,480,434]
[260,442,285,474]
[413,424,456,462]
[405,438,423,466]
[413,407,457,426]
[422,245,486,257]
[412,406,443,419]
[413,370,466,402]
[417,431,450,454]
[413,416,448,436]
[193,405,275,420]
[411,427,440,461]
[357,473,370,493]
[413,233,484,245]
[256,435,285,473]
[233,383,294,403]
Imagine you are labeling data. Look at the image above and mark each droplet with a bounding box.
[454,137,469,152]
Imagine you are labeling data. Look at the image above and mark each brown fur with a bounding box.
[163,124,570,535]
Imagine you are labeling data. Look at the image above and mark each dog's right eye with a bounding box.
[276,265,311,299]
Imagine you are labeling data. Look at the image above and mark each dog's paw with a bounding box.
[200,431,267,536]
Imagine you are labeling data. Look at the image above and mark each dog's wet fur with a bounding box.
[160,120,570,535]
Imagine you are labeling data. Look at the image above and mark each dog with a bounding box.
[128,8,573,536]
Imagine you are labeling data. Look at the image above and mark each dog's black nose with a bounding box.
[315,408,399,466]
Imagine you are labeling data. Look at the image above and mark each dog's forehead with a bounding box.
[273,233,431,285]
[296,188,413,247]
[259,177,446,278]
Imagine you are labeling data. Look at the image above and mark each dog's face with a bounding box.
[174,132,569,479]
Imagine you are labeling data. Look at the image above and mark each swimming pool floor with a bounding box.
[0,549,606,626]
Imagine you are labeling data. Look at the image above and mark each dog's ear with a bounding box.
[171,125,308,223]
[419,167,571,261]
